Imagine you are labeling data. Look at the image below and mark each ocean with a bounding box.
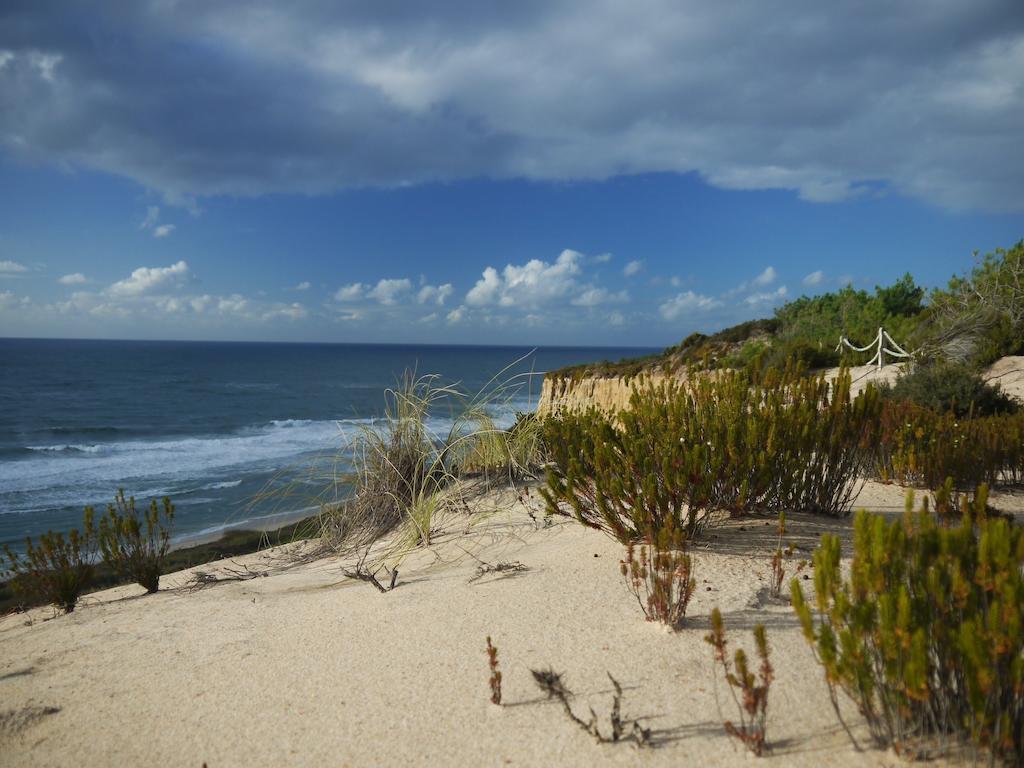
[0,338,652,551]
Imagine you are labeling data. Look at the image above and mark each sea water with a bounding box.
[0,338,652,550]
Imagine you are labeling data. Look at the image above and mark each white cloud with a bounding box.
[416,283,454,305]
[0,290,18,309]
[803,270,825,287]
[140,206,160,230]
[593,253,613,264]
[0,260,28,275]
[334,283,365,302]
[571,287,629,307]
[744,285,788,305]
[608,310,625,327]
[262,302,308,321]
[108,260,192,296]
[446,306,466,324]
[623,260,644,277]
[217,294,250,314]
[190,295,215,313]
[465,267,501,306]
[367,278,412,305]
[659,291,722,321]
[752,266,777,287]
[418,312,439,324]
[295,281,311,291]
[28,51,61,82]
[726,266,780,297]
[466,249,582,308]
[153,224,175,238]
[58,273,87,285]
[670,276,683,288]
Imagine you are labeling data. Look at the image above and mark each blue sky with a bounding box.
[0,2,1021,346]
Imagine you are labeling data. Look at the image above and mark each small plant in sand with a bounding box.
[530,668,650,747]
[486,636,502,705]
[929,476,991,524]
[768,511,786,600]
[2,510,97,613]
[791,488,1024,763]
[620,523,695,629]
[468,560,528,584]
[98,489,175,593]
[705,608,772,756]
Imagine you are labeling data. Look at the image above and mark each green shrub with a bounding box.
[880,361,1018,417]
[875,401,1024,488]
[791,493,1024,763]
[926,240,1024,365]
[541,366,880,542]
[540,386,719,541]
[2,510,97,613]
[98,489,175,593]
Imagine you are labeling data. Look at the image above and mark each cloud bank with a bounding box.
[1,1,1021,210]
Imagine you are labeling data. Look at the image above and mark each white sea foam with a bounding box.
[2,419,350,511]
[202,479,244,490]
[1,402,528,519]
[26,443,104,454]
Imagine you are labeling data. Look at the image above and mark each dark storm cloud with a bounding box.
[1,0,1022,209]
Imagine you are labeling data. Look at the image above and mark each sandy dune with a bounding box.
[2,480,1022,767]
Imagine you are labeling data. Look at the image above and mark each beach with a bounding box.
[4,479,1022,767]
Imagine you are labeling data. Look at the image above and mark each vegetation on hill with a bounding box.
[548,240,1023,380]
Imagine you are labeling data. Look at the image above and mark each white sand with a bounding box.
[3,481,1022,767]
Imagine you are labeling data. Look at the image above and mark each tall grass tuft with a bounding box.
[319,359,545,557]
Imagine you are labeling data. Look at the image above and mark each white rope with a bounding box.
[834,327,913,369]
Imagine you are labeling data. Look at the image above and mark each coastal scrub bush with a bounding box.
[541,365,880,543]
[791,493,1024,763]
[874,401,1024,488]
[620,523,695,629]
[2,511,97,613]
[98,489,174,593]
[924,240,1024,364]
[879,361,1018,417]
[705,608,773,756]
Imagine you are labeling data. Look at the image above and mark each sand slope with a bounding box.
[3,481,1022,767]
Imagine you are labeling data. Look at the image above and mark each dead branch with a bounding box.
[468,560,528,584]
[530,668,650,747]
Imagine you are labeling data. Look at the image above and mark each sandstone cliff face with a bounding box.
[536,372,677,415]
[536,357,1024,414]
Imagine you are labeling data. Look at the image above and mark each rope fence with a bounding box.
[835,326,913,369]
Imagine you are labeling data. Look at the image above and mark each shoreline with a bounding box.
[0,512,319,615]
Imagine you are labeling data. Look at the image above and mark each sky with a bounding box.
[0,1,1022,347]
